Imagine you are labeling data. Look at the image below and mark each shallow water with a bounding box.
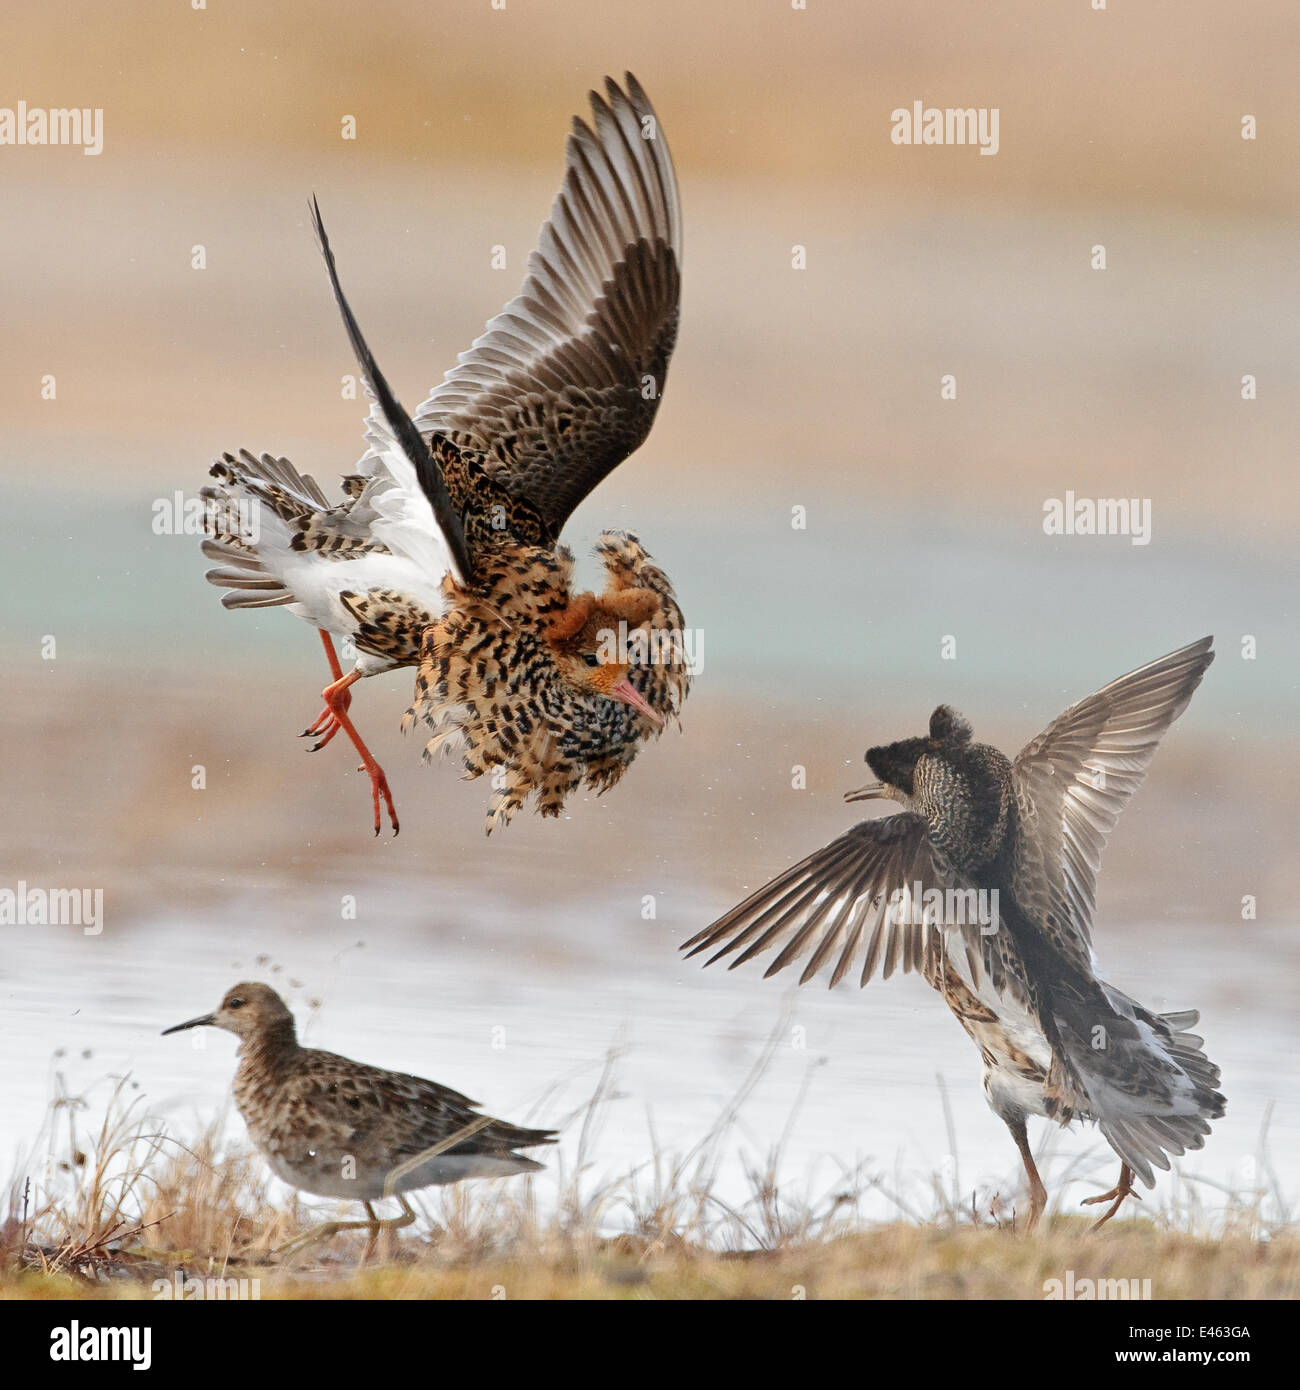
[4,855,1295,1230]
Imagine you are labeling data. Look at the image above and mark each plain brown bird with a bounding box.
[163,982,555,1259]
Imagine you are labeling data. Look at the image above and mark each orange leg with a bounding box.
[301,631,398,836]
[319,629,345,682]
[1081,1162,1138,1231]
[301,631,352,747]
[1008,1116,1047,1233]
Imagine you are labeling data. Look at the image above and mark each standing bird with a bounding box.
[163,982,556,1259]
[683,638,1224,1230]
[199,73,689,835]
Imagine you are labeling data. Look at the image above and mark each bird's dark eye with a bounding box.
[582,653,600,668]
[227,997,245,1010]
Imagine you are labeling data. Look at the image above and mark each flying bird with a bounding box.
[163,982,556,1260]
[200,74,689,835]
[683,638,1224,1230]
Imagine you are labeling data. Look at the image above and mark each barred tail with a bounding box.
[199,450,332,609]
[1061,992,1225,1188]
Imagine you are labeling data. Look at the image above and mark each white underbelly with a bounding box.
[281,552,446,641]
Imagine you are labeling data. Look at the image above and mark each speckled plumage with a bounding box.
[406,532,688,831]
[684,638,1224,1228]
[195,74,688,833]
[164,983,555,1207]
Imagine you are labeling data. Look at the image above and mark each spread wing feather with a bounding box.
[412,73,681,540]
[1010,637,1214,959]
[682,814,980,989]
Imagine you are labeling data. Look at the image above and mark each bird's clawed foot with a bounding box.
[362,760,399,838]
[302,632,399,837]
[359,1196,418,1266]
[300,685,353,751]
[272,1219,348,1265]
[273,1194,417,1268]
[1081,1162,1139,1231]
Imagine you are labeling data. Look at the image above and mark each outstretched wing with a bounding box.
[309,196,474,584]
[1010,636,1215,957]
[682,814,980,989]
[413,72,682,543]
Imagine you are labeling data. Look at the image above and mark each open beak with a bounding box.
[844,782,888,803]
[609,676,664,728]
[161,1013,214,1036]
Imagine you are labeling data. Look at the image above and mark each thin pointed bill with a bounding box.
[844,782,889,803]
[610,676,664,728]
[161,1013,214,1036]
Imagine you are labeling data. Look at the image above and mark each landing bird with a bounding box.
[163,982,555,1259]
[200,74,689,835]
[683,638,1224,1230]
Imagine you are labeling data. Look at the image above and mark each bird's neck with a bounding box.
[920,746,1012,875]
[234,1022,299,1080]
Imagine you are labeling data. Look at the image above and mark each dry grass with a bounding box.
[3,1055,1295,1301]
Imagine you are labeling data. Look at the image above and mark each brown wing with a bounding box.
[412,73,681,543]
[1010,636,1214,960]
[287,1050,555,1160]
[682,814,981,989]
[379,1069,556,1162]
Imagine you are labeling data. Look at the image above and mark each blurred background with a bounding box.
[2,1,1298,1225]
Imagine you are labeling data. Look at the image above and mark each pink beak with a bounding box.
[609,676,664,728]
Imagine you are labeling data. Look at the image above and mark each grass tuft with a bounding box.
[3,1054,1295,1300]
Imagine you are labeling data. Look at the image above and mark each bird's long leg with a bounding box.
[361,1201,380,1265]
[319,627,346,682]
[377,1193,415,1263]
[360,1196,417,1264]
[297,632,398,835]
[272,1216,357,1263]
[300,631,353,749]
[1007,1116,1048,1233]
[320,670,398,836]
[357,1196,415,1264]
[1081,1161,1138,1231]
[275,1194,416,1265]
